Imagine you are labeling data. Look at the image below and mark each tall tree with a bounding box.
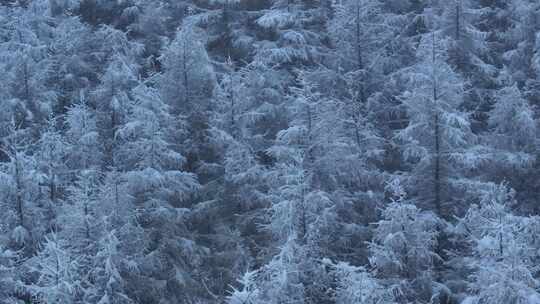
[92,230,134,304]
[118,82,204,303]
[92,25,142,169]
[457,184,540,304]
[35,118,71,232]
[0,136,46,256]
[28,233,80,303]
[324,259,396,304]
[59,170,103,300]
[368,179,441,303]
[397,32,485,218]
[483,77,538,211]
[65,98,103,172]
[0,3,57,138]
[159,21,216,175]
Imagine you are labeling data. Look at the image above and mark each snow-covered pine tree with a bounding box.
[265,73,341,247]
[431,0,490,70]
[92,230,134,304]
[65,96,103,173]
[0,3,57,138]
[117,81,204,303]
[92,25,143,169]
[500,0,540,87]
[202,58,291,299]
[428,0,498,134]
[324,259,396,304]
[396,31,487,218]
[227,270,260,304]
[258,73,342,303]
[47,15,95,121]
[28,233,80,304]
[206,0,243,60]
[328,0,401,97]
[0,135,46,256]
[0,243,24,303]
[457,183,540,304]
[294,70,385,265]
[255,0,328,66]
[60,170,103,278]
[228,237,307,304]
[368,179,441,303]
[35,118,71,232]
[326,0,405,150]
[210,59,281,214]
[119,82,200,211]
[93,169,145,303]
[159,20,216,176]
[483,76,538,211]
[488,78,537,160]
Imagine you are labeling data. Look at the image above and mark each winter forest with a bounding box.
[1,0,540,303]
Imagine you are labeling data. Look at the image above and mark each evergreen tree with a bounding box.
[325,259,396,304]
[35,118,71,231]
[457,184,540,304]
[159,21,216,175]
[93,230,134,304]
[0,2,539,304]
[397,32,485,218]
[48,16,95,121]
[484,77,538,210]
[60,170,103,294]
[368,179,441,303]
[255,0,329,66]
[28,233,80,303]
[118,82,204,303]
[0,3,57,137]
[65,97,103,172]
[0,136,46,256]
[92,25,143,169]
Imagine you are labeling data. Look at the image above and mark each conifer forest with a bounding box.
[1,0,540,303]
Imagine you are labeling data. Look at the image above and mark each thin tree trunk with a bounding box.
[455,1,460,41]
[110,79,117,169]
[182,40,190,107]
[229,68,236,138]
[15,155,25,228]
[432,32,442,218]
[434,112,442,217]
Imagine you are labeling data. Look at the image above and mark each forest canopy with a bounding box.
[0,0,539,303]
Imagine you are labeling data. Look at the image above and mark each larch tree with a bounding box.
[396,31,487,218]
[0,3,57,138]
[59,170,104,297]
[117,81,203,303]
[429,0,497,134]
[65,97,103,173]
[92,230,134,304]
[92,25,143,169]
[368,179,441,303]
[255,0,329,67]
[0,136,47,256]
[483,76,538,211]
[500,0,540,88]
[37,118,71,211]
[457,184,540,304]
[257,74,343,304]
[0,2,539,304]
[28,233,80,303]
[47,16,95,121]
[324,259,396,304]
[159,20,216,175]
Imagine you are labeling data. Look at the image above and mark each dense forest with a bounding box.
[0,0,539,303]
